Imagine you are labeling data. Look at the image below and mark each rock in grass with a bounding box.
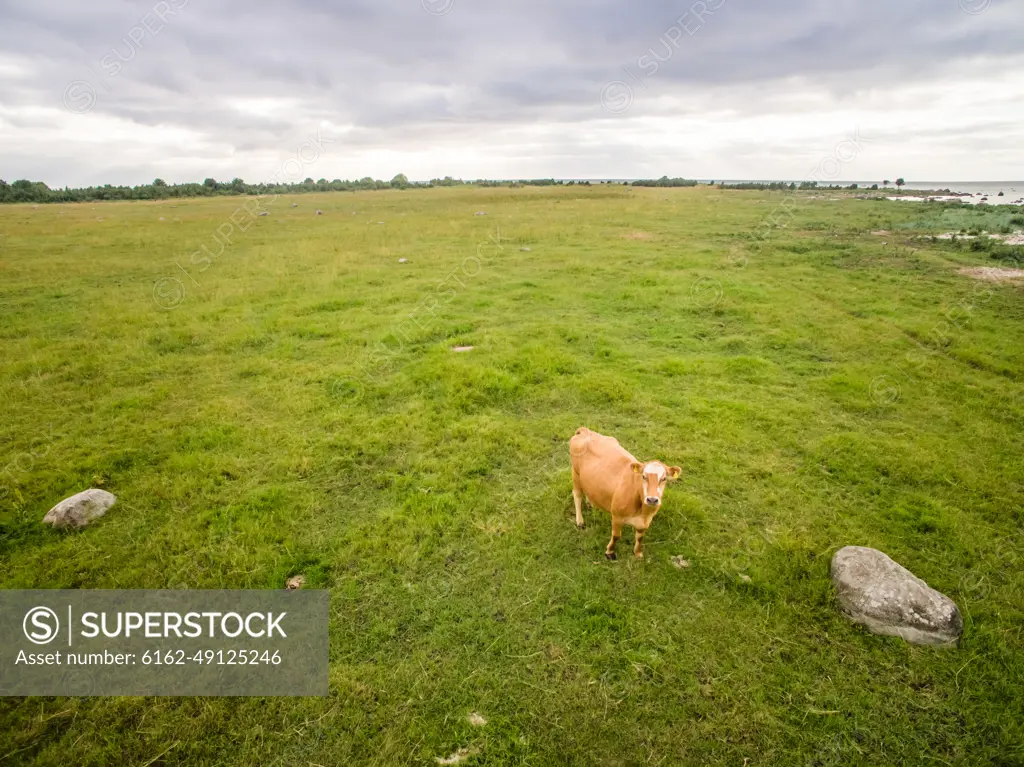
[831,546,962,646]
[398,258,409,263]
[43,489,116,529]
[259,211,269,217]
[315,210,323,215]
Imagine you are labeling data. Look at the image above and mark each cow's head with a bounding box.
[630,460,681,508]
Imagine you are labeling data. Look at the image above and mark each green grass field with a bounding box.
[1,186,1023,765]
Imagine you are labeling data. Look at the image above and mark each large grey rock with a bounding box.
[42,489,116,529]
[831,546,962,646]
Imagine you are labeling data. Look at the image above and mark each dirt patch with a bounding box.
[285,575,305,590]
[958,267,1024,283]
[622,231,654,240]
[932,231,1024,244]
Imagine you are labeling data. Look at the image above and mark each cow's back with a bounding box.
[570,427,637,512]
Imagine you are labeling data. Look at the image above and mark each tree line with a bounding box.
[0,175,412,204]
[0,175,676,204]
[0,175,907,204]
[0,175,621,204]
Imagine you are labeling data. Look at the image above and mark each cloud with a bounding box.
[0,0,1021,185]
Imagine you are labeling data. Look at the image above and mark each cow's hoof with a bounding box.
[605,552,617,561]
[576,523,585,530]
[635,553,645,560]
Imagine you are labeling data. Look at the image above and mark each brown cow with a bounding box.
[570,427,680,560]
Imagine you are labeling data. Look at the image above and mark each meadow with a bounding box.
[1,185,1022,765]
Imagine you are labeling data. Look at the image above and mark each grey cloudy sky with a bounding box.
[1,0,1022,186]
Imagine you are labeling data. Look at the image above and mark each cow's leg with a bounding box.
[634,525,649,559]
[572,471,585,529]
[605,519,622,560]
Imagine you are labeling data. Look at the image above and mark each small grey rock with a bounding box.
[520,247,532,252]
[475,211,487,216]
[43,489,117,529]
[159,217,165,221]
[259,211,269,217]
[831,546,963,646]
[315,210,323,215]
[292,203,298,207]
[398,258,408,263]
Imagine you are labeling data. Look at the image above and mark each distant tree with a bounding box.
[430,175,461,187]
[883,179,890,186]
[895,178,905,188]
[153,178,167,187]
[203,177,217,188]
[10,179,51,202]
[390,173,409,188]
[871,183,879,190]
[631,176,698,188]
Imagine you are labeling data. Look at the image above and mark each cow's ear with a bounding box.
[630,461,643,475]
[666,466,682,480]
